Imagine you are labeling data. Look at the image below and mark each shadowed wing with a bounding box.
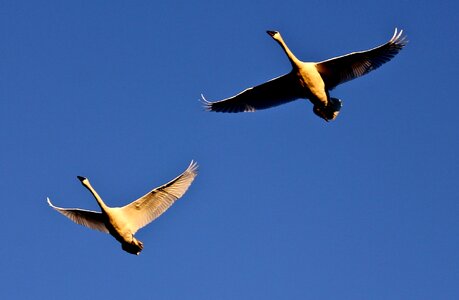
[47,197,109,233]
[315,28,407,90]
[120,161,198,234]
[203,72,303,113]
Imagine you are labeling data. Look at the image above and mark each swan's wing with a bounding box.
[47,198,109,233]
[120,161,198,233]
[202,72,303,113]
[315,28,407,90]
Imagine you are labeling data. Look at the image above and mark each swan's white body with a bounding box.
[47,161,198,255]
[203,29,407,121]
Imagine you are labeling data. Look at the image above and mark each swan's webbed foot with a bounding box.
[313,98,342,121]
[121,238,144,255]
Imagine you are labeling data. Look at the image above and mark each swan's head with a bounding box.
[313,98,342,122]
[77,176,88,184]
[267,30,281,40]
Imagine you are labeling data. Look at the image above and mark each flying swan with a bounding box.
[47,161,198,255]
[203,29,407,121]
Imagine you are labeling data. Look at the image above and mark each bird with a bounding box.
[202,28,407,121]
[47,161,198,255]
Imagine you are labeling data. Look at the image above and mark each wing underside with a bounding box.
[119,161,198,233]
[315,28,407,90]
[203,72,303,113]
[47,197,109,233]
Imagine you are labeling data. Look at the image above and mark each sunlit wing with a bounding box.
[47,197,109,233]
[203,72,303,113]
[120,161,198,233]
[315,28,407,90]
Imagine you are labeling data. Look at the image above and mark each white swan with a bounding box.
[203,29,407,121]
[47,161,198,255]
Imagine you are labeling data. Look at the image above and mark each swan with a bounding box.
[203,29,407,121]
[47,161,198,255]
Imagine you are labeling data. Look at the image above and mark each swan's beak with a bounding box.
[266,30,278,37]
[77,176,87,182]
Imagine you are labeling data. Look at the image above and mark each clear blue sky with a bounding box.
[1,1,458,299]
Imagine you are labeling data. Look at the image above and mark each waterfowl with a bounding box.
[47,161,198,255]
[203,29,407,121]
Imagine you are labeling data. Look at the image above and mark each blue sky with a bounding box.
[1,0,458,299]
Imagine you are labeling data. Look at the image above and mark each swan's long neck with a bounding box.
[82,180,109,212]
[275,35,301,68]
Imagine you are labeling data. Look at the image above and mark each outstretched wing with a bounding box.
[47,197,109,233]
[203,72,303,113]
[120,161,198,234]
[315,28,407,90]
